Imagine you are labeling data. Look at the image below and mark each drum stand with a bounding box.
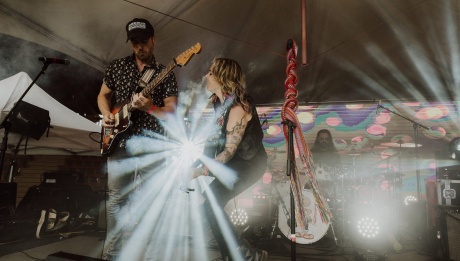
[389,146,404,249]
[372,151,404,251]
[271,181,289,239]
[335,153,362,248]
[269,206,279,239]
[335,168,348,247]
[377,103,428,200]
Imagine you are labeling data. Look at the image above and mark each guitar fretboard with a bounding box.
[140,61,177,98]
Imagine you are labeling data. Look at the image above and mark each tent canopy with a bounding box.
[0,72,101,155]
[0,0,459,118]
[1,0,459,159]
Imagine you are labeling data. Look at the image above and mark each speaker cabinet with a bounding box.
[446,211,460,261]
[0,182,17,216]
[439,207,460,260]
[437,165,460,180]
[9,101,50,140]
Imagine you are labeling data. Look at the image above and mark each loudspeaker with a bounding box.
[45,251,104,261]
[41,171,84,187]
[9,101,50,140]
[445,211,460,260]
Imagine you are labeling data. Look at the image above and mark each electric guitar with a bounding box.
[100,43,202,156]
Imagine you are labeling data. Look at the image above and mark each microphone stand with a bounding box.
[282,119,297,261]
[0,62,50,180]
[377,104,429,201]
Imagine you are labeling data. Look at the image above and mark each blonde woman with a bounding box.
[192,58,268,261]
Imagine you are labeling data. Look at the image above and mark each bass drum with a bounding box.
[275,182,330,244]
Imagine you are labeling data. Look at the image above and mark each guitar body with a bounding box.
[100,102,131,156]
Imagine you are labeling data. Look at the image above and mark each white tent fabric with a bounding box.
[0,72,101,155]
[1,0,459,107]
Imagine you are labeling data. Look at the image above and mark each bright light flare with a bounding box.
[110,92,222,260]
[109,81,251,260]
[178,139,202,165]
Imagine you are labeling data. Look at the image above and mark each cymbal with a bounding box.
[347,153,361,156]
[380,142,422,148]
[345,143,388,152]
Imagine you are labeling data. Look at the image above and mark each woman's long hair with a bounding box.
[211,58,250,112]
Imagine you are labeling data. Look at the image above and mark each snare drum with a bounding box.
[275,182,330,244]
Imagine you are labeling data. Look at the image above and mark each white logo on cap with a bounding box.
[128,22,146,31]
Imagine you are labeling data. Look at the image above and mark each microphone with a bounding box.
[38,57,70,65]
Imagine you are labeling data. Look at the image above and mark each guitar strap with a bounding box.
[138,64,158,88]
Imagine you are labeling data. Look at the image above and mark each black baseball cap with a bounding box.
[126,18,154,42]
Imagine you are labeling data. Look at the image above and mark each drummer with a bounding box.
[309,129,342,194]
[312,129,342,170]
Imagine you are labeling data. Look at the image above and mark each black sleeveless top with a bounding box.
[203,95,265,161]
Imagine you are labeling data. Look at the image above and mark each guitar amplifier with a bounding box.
[438,207,460,261]
[437,165,460,180]
[41,171,84,186]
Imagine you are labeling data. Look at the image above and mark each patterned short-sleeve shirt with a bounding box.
[103,54,178,139]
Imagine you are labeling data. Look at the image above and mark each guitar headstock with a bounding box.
[175,43,202,67]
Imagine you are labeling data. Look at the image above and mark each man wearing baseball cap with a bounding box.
[98,17,178,260]
[125,18,155,42]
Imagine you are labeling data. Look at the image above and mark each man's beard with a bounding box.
[136,50,152,62]
[318,143,329,151]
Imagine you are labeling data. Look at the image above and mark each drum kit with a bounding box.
[256,140,422,246]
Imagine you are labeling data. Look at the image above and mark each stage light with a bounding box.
[230,209,248,227]
[178,139,202,165]
[357,217,380,238]
[404,195,417,205]
[449,137,460,160]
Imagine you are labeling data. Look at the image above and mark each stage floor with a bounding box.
[0,225,442,261]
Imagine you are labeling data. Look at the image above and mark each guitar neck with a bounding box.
[140,61,177,97]
[125,61,177,113]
